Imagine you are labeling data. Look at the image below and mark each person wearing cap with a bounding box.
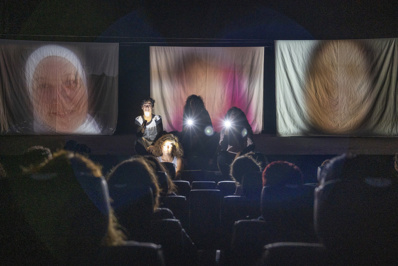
[22,45,101,134]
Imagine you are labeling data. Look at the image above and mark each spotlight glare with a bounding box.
[224,119,232,129]
[187,118,194,126]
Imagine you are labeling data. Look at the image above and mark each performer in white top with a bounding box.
[134,97,163,155]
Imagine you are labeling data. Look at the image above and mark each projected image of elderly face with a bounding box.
[32,56,88,133]
[305,40,373,134]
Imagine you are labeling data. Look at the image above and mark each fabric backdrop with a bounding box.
[276,38,398,136]
[0,40,118,135]
[150,46,264,133]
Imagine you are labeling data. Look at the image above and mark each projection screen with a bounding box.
[150,46,264,134]
[276,38,398,136]
[0,40,119,135]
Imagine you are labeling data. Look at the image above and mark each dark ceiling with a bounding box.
[1,0,397,41]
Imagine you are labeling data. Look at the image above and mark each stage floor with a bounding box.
[1,134,398,156]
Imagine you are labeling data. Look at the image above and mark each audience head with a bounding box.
[315,153,398,258]
[21,145,52,170]
[262,160,304,187]
[144,155,177,196]
[8,149,125,262]
[152,133,183,158]
[106,156,160,210]
[230,153,262,185]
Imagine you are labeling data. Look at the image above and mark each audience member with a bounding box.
[106,155,197,265]
[134,97,163,155]
[20,145,53,169]
[217,107,255,179]
[262,160,304,187]
[144,154,177,196]
[230,153,262,197]
[151,134,184,179]
[315,153,398,263]
[0,149,125,264]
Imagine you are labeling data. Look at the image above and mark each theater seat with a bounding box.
[93,241,165,266]
[217,180,236,196]
[189,189,222,249]
[220,195,261,249]
[159,195,189,229]
[172,180,191,197]
[261,242,328,266]
[179,169,205,182]
[161,162,176,180]
[191,180,217,189]
[261,184,315,239]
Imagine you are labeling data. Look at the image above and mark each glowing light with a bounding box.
[224,119,232,129]
[144,111,151,117]
[187,118,194,126]
[204,126,214,136]
[241,128,248,137]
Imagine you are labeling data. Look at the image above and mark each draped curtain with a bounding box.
[276,38,398,136]
[0,40,119,135]
[150,46,264,133]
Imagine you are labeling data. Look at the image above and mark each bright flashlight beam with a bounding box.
[224,120,232,129]
[187,118,194,126]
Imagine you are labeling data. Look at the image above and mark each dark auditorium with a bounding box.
[1,1,397,265]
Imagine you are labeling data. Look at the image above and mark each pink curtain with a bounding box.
[150,46,264,133]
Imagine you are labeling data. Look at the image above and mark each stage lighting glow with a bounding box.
[204,125,214,136]
[187,118,194,126]
[224,119,232,129]
[241,128,248,137]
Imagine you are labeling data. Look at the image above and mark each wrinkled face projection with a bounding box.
[32,56,88,133]
[306,40,372,134]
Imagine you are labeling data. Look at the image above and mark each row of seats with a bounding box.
[159,181,317,254]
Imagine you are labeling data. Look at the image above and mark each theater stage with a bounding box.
[1,134,397,156]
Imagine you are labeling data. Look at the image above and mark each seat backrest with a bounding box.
[159,195,189,229]
[241,171,263,199]
[261,184,314,233]
[189,189,222,249]
[172,180,191,197]
[110,186,154,242]
[94,241,165,266]
[149,218,185,266]
[179,169,205,182]
[217,180,237,196]
[262,242,327,266]
[220,195,261,249]
[191,180,216,189]
[228,219,268,266]
[161,162,176,180]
